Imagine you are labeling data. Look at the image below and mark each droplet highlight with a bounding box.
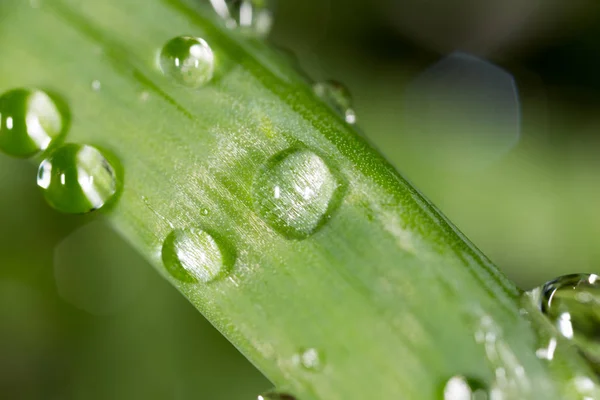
[0,88,66,158]
[159,36,215,88]
[161,228,234,283]
[37,144,118,214]
[313,80,356,124]
[443,376,489,400]
[540,273,600,365]
[91,80,102,91]
[257,393,296,400]
[292,348,323,371]
[253,149,345,240]
[210,0,275,37]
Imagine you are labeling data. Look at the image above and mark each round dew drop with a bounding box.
[211,0,275,38]
[161,228,234,283]
[0,88,66,158]
[292,347,323,372]
[313,80,357,125]
[540,273,600,364]
[37,144,118,214]
[159,36,215,88]
[252,149,345,240]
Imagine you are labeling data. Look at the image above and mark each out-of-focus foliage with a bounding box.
[2,0,600,398]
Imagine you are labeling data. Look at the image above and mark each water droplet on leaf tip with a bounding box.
[252,149,345,240]
[37,144,118,214]
[0,88,67,158]
[161,227,234,283]
[159,36,215,88]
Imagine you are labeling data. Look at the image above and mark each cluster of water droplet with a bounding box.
[207,2,358,123]
[209,0,275,38]
[0,87,119,214]
[159,147,345,284]
[0,5,368,393]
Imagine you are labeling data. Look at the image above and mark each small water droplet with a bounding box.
[313,80,356,125]
[572,376,600,400]
[0,88,66,158]
[257,393,296,400]
[444,376,489,400]
[253,149,345,240]
[535,337,558,361]
[161,228,234,283]
[210,0,275,37]
[91,80,101,91]
[292,348,323,371]
[159,36,215,88]
[37,144,118,214]
[540,273,600,365]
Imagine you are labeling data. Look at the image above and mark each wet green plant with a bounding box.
[0,0,599,399]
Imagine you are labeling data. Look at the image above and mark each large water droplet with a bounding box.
[161,228,234,283]
[313,80,356,124]
[0,88,66,158]
[540,273,600,365]
[37,144,118,214]
[159,36,215,88]
[443,376,489,400]
[252,149,345,240]
[210,0,275,37]
[257,393,296,400]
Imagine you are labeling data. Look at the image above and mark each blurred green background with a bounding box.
[3,0,600,398]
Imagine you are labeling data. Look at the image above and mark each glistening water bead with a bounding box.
[0,88,65,158]
[313,80,357,124]
[161,228,235,283]
[159,36,215,88]
[37,144,118,214]
[443,376,489,400]
[292,348,323,372]
[252,149,345,240]
[540,273,600,365]
[210,0,275,37]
